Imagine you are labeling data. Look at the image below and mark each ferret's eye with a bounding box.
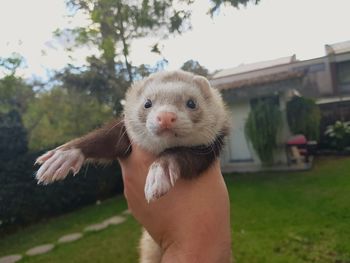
[186,99,196,109]
[144,99,152,109]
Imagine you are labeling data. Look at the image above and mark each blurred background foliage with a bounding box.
[0,0,240,230]
[286,96,321,141]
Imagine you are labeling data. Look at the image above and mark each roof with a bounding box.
[212,55,297,79]
[214,71,304,91]
[316,95,350,105]
[326,40,350,55]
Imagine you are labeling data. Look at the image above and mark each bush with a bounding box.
[0,150,123,230]
[324,121,350,151]
[245,99,282,165]
[287,96,321,140]
[0,110,27,161]
[0,109,123,231]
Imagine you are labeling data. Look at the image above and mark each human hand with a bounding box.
[119,144,232,263]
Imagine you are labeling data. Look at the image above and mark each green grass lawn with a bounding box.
[1,157,349,262]
[228,157,350,263]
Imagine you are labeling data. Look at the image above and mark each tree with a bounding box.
[0,54,34,115]
[0,53,25,76]
[55,57,168,113]
[53,0,196,116]
[181,60,209,77]
[62,0,192,83]
[55,0,261,110]
[56,57,130,110]
[209,0,261,15]
[23,87,113,150]
[62,0,259,78]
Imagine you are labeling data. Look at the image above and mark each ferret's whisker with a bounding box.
[106,119,124,134]
[116,127,129,148]
[124,143,133,155]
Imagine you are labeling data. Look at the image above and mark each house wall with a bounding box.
[221,89,294,172]
[291,57,334,97]
[221,99,260,173]
[222,100,255,163]
[274,90,293,164]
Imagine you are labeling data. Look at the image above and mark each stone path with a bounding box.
[0,255,22,263]
[122,209,131,215]
[25,244,55,256]
[58,233,83,244]
[103,215,126,225]
[84,222,109,232]
[0,210,130,262]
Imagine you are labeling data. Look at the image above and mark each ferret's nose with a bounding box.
[157,112,177,129]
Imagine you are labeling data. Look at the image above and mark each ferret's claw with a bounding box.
[144,160,180,202]
[35,149,84,184]
[35,150,55,165]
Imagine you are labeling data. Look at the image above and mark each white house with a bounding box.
[212,40,350,173]
[211,56,304,172]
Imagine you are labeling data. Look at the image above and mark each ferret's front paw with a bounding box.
[35,148,85,184]
[144,160,180,203]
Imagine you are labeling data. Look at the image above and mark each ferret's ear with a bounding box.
[194,76,212,99]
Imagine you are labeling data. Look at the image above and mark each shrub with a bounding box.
[0,110,27,161]
[324,121,350,151]
[245,99,282,165]
[0,109,123,230]
[0,151,123,230]
[286,96,321,140]
[0,108,123,230]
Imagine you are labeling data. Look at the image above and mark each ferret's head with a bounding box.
[124,70,228,154]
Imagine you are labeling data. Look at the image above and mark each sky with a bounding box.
[0,0,350,80]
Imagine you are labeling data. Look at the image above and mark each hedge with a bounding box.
[0,150,123,230]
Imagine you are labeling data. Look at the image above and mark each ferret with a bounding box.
[35,70,229,262]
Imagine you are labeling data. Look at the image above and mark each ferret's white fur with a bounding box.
[144,158,180,202]
[139,230,162,263]
[35,70,228,263]
[124,71,227,155]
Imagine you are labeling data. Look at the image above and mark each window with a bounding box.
[337,61,350,92]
